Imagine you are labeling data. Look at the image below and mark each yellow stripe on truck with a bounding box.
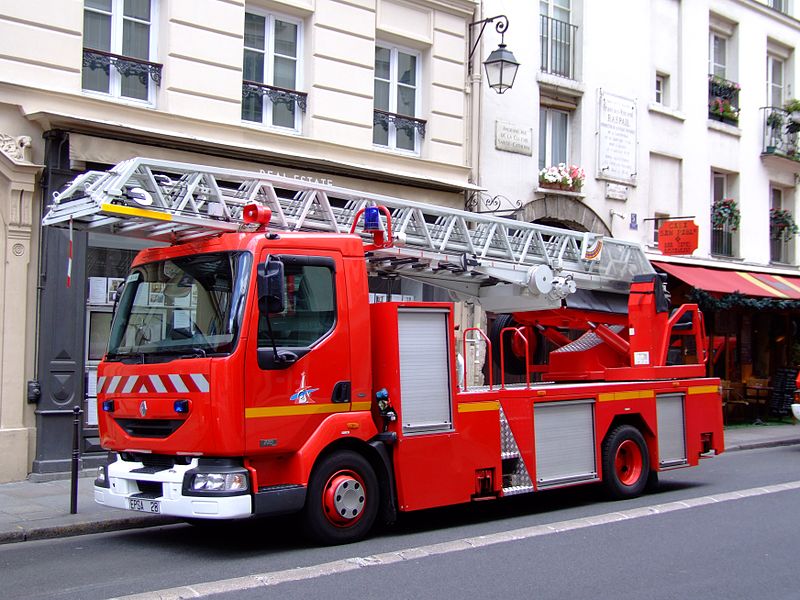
[458,401,500,413]
[245,401,372,419]
[598,390,655,402]
[688,385,719,395]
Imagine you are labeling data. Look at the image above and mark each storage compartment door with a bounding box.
[534,400,597,488]
[398,308,452,433]
[657,393,687,467]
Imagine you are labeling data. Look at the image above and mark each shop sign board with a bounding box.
[658,220,699,256]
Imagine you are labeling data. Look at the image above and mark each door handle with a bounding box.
[332,381,351,404]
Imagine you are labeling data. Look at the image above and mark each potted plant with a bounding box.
[785,99,800,122]
[710,197,739,256]
[767,110,784,131]
[711,197,741,231]
[708,98,740,125]
[769,207,799,241]
[538,164,585,193]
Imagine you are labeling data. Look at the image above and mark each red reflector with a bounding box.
[243,204,272,226]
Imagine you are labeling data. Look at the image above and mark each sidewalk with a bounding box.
[2,422,799,545]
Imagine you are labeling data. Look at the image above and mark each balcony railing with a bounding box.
[82,48,162,86]
[711,224,736,257]
[373,110,427,137]
[708,75,740,125]
[761,107,800,161]
[771,237,791,263]
[242,81,308,112]
[540,15,577,79]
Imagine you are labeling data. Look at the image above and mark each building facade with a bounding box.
[477,0,800,409]
[0,0,479,481]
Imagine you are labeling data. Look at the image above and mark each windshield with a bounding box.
[107,251,252,360]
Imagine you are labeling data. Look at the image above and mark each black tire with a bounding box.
[601,424,650,500]
[301,450,379,545]
[490,314,535,376]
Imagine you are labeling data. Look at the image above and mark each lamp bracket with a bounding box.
[468,14,509,64]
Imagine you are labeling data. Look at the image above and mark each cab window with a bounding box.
[257,261,335,348]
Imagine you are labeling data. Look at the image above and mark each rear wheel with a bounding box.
[601,425,650,499]
[302,450,378,545]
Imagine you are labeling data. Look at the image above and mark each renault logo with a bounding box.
[139,400,148,417]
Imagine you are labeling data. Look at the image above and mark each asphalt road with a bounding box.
[3,445,800,600]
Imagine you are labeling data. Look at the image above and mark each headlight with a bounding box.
[96,466,106,484]
[191,472,248,492]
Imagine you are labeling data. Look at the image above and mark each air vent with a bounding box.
[115,418,184,438]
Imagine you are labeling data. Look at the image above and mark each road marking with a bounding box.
[110,480,800,600]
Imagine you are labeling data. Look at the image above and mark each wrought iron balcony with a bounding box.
[540,15,577,79]
[373,110,426,137]
[82,48,162,86]
[761,107,800,161]
[708,75,740,125]
[242,81,308,111]
[711,224,736,257]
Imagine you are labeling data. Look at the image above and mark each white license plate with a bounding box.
[127,497,161,514]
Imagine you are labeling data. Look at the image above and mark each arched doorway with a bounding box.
[519,195,611,236]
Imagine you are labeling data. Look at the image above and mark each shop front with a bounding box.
[653,260,800,423]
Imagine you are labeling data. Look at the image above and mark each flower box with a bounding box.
[538,164,585,194]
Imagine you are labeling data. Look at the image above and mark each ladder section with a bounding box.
[42,157,653,295]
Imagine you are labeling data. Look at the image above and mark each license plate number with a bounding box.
[127,498,161,514]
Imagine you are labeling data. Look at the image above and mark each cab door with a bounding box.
[244,251,353,458]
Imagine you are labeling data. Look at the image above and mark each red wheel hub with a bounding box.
[322,470,366,527]
[614,439,643,486]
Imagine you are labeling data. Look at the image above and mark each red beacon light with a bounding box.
[242,204,272,229]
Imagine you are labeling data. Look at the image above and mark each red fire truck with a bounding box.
[43,158,723,544]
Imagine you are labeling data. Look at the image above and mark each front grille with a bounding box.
[115,418,185,438]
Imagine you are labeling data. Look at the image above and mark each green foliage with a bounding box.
[711,198,741,231]
[770,208,799,242]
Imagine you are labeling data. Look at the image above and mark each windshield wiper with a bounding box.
[106,351,146,364]
[179,347,208,359]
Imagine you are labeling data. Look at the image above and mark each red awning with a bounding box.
[652,261,800,299]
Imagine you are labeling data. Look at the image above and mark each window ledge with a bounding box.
[80,89,156,110]
[707,119,741,138]
[536,72,585,97]
[534,187,586,199]
[647,103,686,122]
[240,120,303,137]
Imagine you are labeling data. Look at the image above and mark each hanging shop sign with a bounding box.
[658,219,698,256]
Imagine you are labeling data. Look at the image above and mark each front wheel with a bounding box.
[302,450,379,545]
[601,425,650,499]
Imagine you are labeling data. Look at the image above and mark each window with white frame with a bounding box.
[655,73,669,105]
[768,54,785,108]
[373,44,424,153]
[538,106,569,170]
[82,0,160,103]
[242,10,304,130]
[709,32,727,79]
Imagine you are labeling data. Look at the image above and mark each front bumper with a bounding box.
[94,457,252,519]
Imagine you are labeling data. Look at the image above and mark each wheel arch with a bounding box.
[309,437,397,524]
[601,413,658,474]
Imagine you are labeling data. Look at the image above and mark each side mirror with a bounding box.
[257,257,285,314]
